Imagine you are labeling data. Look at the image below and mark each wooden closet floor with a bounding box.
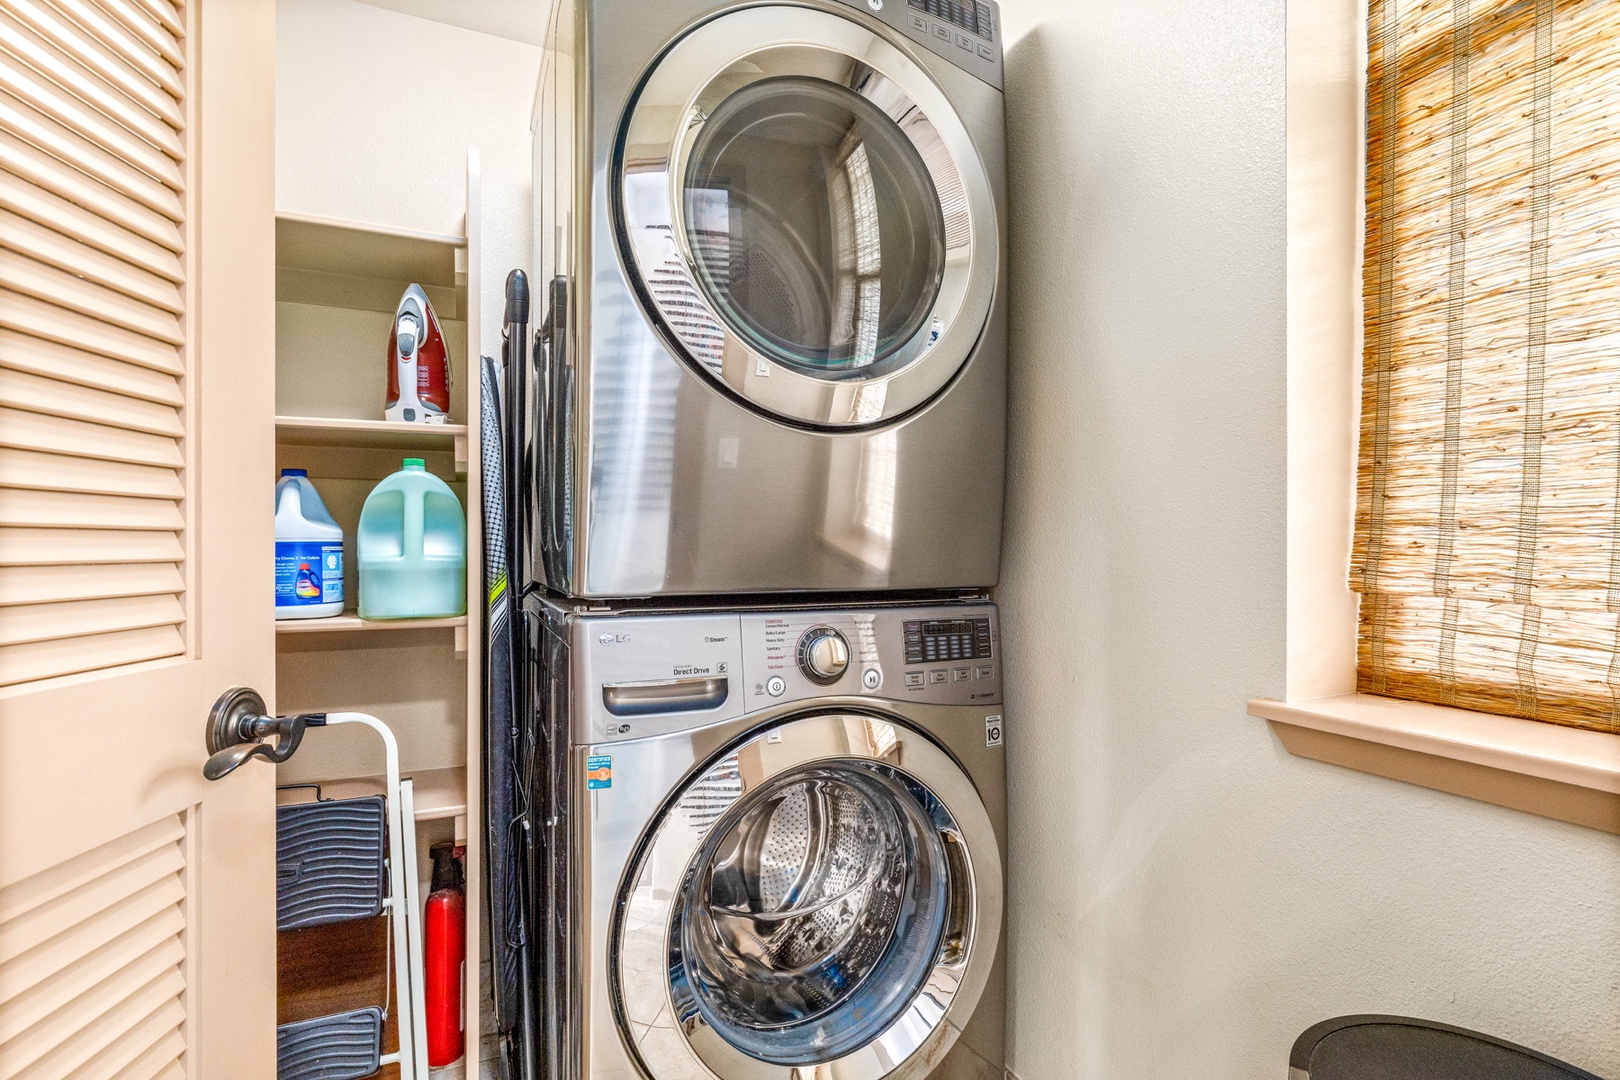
[278,916,400,1079]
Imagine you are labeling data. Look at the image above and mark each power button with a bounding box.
[862,668,882,690]
[766,676,786,697]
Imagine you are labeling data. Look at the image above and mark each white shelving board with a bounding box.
[276,415,469,449]
[276,612,468,634]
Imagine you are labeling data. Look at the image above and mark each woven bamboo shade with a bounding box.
[1353,0,1620,732]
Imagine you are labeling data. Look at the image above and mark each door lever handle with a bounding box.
[202,687,325,781]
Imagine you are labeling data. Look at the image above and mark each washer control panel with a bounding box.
[831,0,1003,89]
[574,603,1001,742]
[904,617,993,665]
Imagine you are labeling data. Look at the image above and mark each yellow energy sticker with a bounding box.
[587,755,612,790]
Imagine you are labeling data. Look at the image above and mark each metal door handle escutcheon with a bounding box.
[202,686,325,781]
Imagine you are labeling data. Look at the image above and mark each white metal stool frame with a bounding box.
[322,712,430,1080]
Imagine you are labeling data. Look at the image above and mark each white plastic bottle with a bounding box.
[275,469,345,619]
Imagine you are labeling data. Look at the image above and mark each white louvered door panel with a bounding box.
[0,0,277,1075]
[0,0,187,688]
[0,815,188,1080]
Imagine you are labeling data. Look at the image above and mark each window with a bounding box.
[1353,0,1620,734]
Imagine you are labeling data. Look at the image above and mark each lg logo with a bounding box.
[598,632,631,646]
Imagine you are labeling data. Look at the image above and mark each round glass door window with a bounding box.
[670,763,952,1066]
[616,7,1000,427]
[682,76,948,377]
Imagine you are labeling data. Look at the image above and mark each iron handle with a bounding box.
[396,313,420,360]
[202,686,325,781]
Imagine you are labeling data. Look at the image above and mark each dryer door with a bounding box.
[613,712,1001,1080]
[617,5,999,429]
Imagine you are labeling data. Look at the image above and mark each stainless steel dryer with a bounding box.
[526,0,1007,597]
[520,596,1007,1080]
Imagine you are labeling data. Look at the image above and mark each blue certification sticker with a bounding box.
[586,755,612,790]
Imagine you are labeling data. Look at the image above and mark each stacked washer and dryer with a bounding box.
[495,1,1011,1078]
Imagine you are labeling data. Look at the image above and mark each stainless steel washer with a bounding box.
[527,0,1007,597]
[519,596,1007,1080]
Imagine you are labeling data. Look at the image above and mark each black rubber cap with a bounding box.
[504,269,530,324]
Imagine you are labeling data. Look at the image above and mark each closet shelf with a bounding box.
[279,766,468,823]
[276,611,468,635]
[275,211,465,286]
[276,415,468,452]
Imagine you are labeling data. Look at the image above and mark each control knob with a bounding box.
[797,626,850,684]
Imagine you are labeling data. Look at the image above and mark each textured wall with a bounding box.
[275,0,541,361]
[995,1,1620,1076]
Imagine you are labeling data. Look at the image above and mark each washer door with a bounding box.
[617,5,998,428]
[614,713,1001,1080]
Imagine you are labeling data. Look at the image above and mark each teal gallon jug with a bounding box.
[275,469,344,619]
[357,458,467,619]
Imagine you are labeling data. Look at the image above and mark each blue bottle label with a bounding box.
[276,541,343,606]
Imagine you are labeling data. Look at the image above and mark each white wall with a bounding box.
[996,1,1620,1077]
[276,0,542,360]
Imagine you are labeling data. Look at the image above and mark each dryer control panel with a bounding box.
[573,603,1002,743]
[831,0,1003,89]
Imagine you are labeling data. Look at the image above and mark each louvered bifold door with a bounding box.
[0,0,189,688]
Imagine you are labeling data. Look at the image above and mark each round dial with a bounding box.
[797,627,850,684]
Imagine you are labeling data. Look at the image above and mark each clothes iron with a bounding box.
[385,283,452,423]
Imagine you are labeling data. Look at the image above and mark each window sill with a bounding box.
[1248,694,1620,834]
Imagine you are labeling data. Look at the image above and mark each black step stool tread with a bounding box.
[276,795,387,930]
[276,1007,384,1080]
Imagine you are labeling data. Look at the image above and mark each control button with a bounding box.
[905,672,925,688]
[953,667,972,682]
[930,20,950,40]
[907,11,927,31]
[929,670,948,684]
[766,676,786,697]
[978,43,995,60]
[862,668,883,690]
[955,31,973,50]
[976,665,993,680]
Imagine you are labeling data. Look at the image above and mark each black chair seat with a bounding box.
[1292,1016,1606,1080]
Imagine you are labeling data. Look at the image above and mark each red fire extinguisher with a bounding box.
[425,843,465,1067]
